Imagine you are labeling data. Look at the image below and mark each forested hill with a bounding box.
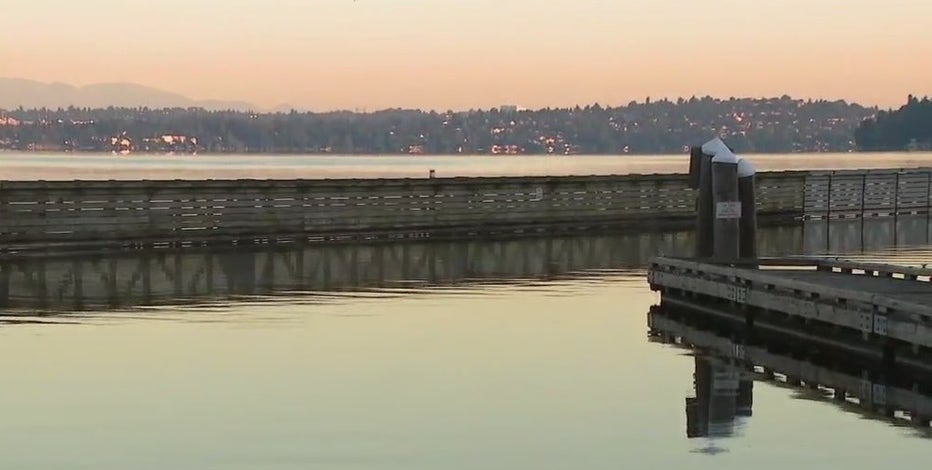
[0,96,875,155]
[855,96,932,151]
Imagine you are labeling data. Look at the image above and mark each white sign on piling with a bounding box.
[716,201,742,219]
[705,138,741,260]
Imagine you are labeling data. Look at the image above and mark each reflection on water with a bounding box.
[2,216,932,468]
[803,214,932,254]
[2,215,930,314]
[649,305,932,453]
[684,355,753,441]
[0,231,695,313]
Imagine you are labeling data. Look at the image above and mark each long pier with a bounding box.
[2,167,930,251]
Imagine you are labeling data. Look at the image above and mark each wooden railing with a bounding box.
[0,169,932,250]
[0,168,920,249]
[0,172,808,248]
[804,168,932,219]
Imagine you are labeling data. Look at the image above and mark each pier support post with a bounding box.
[738,159,758,262]
[691,147,714,258]
[688,146,702,189]
[707,141,741,262]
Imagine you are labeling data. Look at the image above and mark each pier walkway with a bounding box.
[648,257,932,351]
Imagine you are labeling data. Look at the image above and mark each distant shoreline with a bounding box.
[0,149,909,157]
[0,97,875,154]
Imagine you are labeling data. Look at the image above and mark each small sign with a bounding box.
[873,314,888,335]
[716,201,742,219]
[731,343,747,360]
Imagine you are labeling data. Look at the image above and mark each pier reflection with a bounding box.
[0,215,929,313]
[803,214,932,254]
[648,305,932,447]
[0,230,699,312]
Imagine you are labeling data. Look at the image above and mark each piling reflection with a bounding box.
[685,355,753,439]
[648,305,932,450]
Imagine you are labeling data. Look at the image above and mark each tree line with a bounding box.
[0,96,876,155]
[855,96,932,151]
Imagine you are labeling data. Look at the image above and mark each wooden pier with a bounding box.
[0,171,803,251]
[648,257,932,355]
[2,167,930,251]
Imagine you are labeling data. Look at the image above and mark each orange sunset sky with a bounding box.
[3,0,930,111]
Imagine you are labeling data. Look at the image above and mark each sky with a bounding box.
[2,0,930,111]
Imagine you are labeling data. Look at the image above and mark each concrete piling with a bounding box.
[738,158,758,261]
[710,146,741,261]
[688,146,703,189]
[693,147,714,258]
[692,138,758,263]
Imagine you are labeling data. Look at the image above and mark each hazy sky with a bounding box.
[3,0,930,110]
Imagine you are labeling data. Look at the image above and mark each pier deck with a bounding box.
[647,257,932,350]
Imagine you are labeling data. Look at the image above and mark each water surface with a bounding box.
[2,151,931,180]
[0,220,930,468]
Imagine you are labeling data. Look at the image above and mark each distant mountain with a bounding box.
[0,78,259,111]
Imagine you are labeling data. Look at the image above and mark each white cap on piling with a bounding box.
[711,148,739,164]
[737,158,756,178]
[701,137,731,157]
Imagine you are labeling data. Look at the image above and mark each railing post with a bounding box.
[894,171,901,216]
[860,172,867,219]
[826,172,833,251]
[801,172,808,220]
[894,171,901,244]
[861,172,867,250]
[926,169,931,244]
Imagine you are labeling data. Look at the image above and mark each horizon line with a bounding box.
[1,94,906,116]
[2,77,920,113]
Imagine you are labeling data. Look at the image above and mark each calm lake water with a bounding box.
[0,218,930,468]
[1,151,932,180]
